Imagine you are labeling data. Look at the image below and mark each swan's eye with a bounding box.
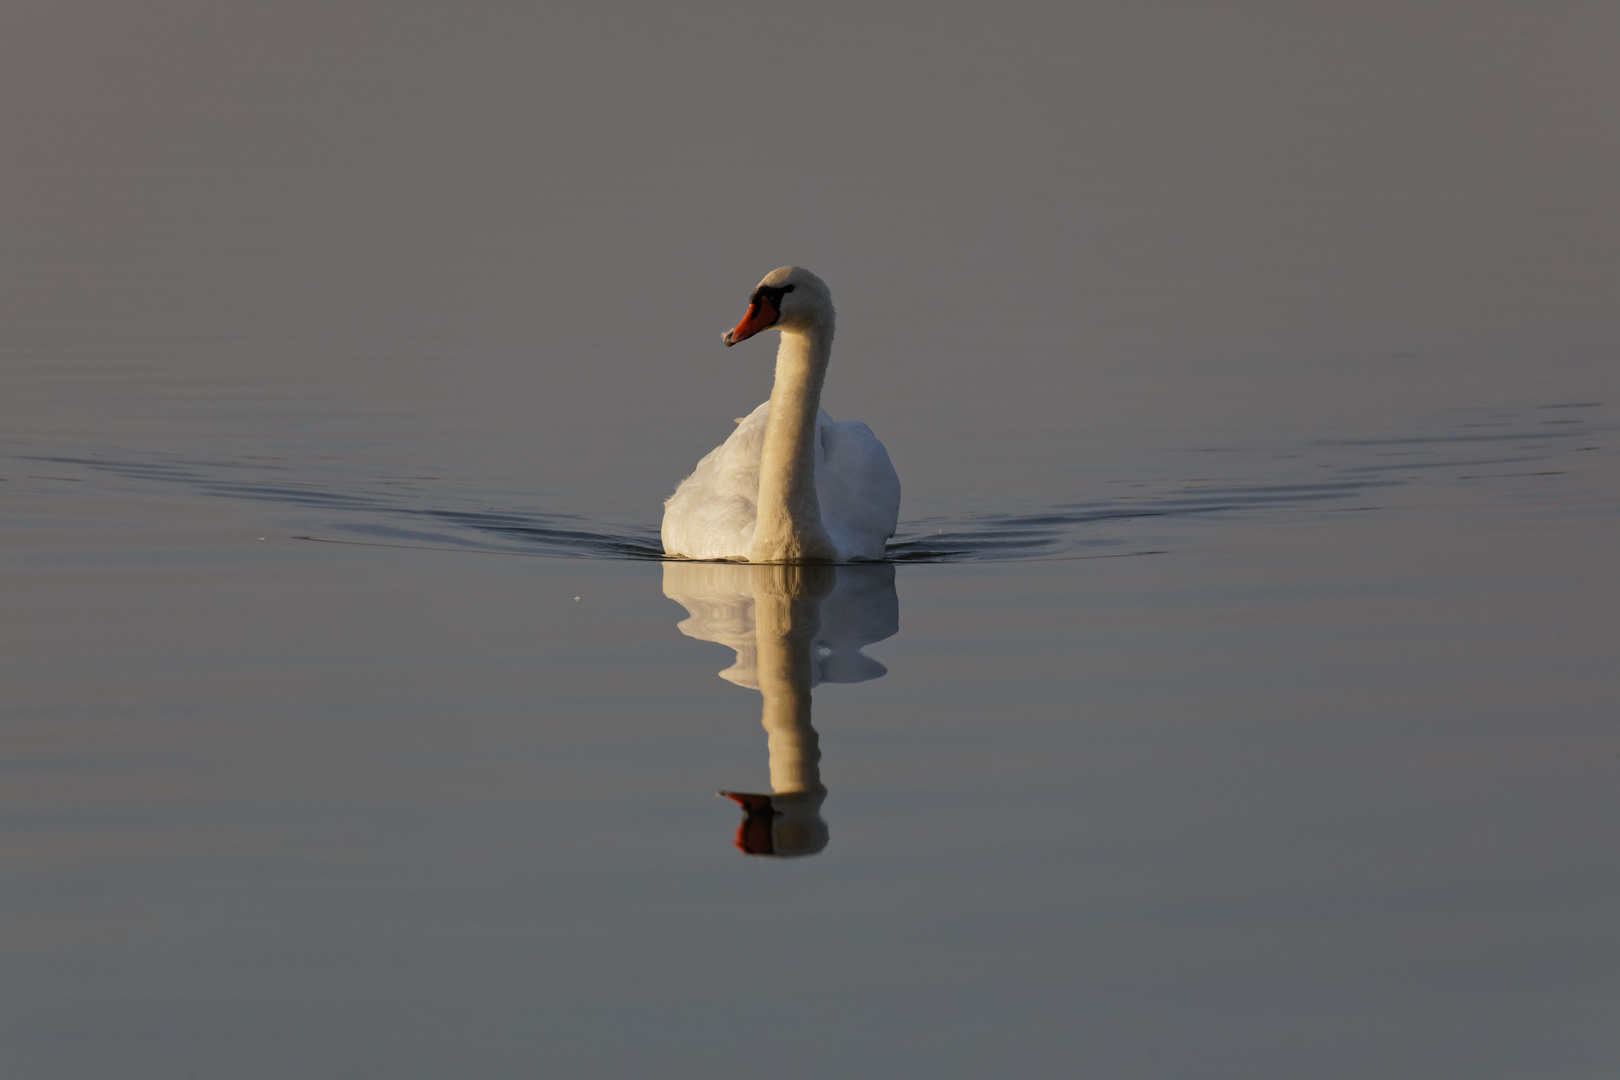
[749,284,795,310]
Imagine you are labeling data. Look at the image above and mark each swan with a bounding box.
[661,266,901,563]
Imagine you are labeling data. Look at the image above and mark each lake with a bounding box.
[3,4,1618,1078]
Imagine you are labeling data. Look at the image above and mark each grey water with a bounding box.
[5,4,1620,1078]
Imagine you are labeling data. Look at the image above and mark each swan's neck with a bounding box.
[750,325,837,563]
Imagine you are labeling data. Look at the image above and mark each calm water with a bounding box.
[5,4,1620,1078]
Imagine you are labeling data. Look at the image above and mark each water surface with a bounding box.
[4,3,1620,1078]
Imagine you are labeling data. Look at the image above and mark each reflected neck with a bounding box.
[754,566,825,794]
[750,325,836,563]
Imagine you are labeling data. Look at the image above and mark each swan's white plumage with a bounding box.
[662,400,900,562]
[662,266,900,563]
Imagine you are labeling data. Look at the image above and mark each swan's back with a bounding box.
[662,402,900,562]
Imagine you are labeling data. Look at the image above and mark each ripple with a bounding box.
[12,409,1611,564]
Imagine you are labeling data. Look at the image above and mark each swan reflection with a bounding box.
[662,562,899,858]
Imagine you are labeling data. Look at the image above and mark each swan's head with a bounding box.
[721,266,834,346]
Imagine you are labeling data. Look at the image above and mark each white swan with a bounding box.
[661,266,901,563]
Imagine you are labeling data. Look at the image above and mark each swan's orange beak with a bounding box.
[721,296,780,346]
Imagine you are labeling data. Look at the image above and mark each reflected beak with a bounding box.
[719,791,778,856]
[721,296,780,346]
[720,791,775,813]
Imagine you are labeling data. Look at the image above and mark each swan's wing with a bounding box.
[815,417,901,562]
[661,402,770,560]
